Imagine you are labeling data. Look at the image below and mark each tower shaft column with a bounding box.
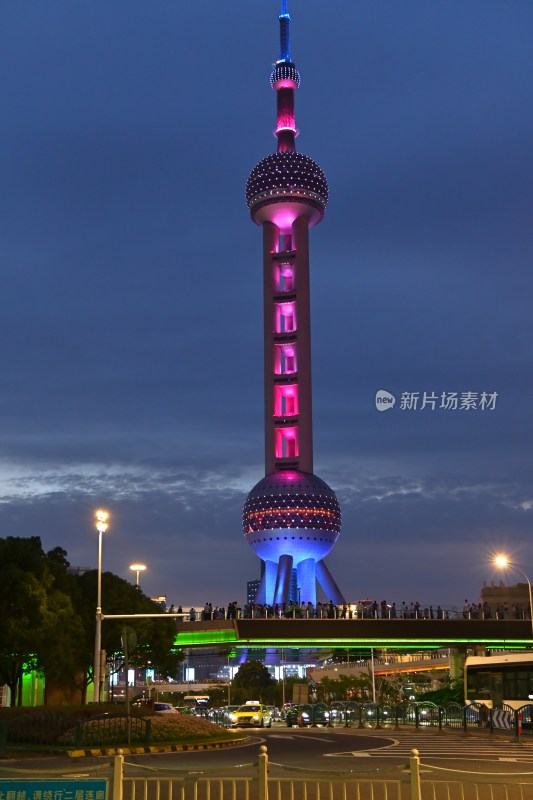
[263,221,278,475]
[316,559,346,605]
[274,554,293,605]
[255,559,278,605]
[297,557,316,607]
[292,214,313,474]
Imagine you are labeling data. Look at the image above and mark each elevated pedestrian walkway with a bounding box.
[173,617,532,650]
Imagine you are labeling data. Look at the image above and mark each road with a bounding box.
[121,728,533,775]
[4,727,533,778]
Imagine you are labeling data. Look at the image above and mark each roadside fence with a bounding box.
[274,700,533,738]
[2,701,533,752]
[2,745,533,800]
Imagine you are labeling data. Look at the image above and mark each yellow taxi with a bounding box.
[230,701,272,728]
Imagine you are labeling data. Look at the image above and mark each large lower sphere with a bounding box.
[243,470,341,565]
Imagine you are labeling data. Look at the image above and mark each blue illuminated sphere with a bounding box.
[246,152,328,219]
[243,470,341,565]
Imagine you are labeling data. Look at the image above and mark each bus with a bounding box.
[465,652,533,710]
[183,694,210,712]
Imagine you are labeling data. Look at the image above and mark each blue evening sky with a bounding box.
[1,1,532,608]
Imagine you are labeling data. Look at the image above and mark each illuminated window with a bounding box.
[275,262,295,292]
[275,302,296,333]
[274,384,298,416]
[274,343,297,374]
[275,426,299,458]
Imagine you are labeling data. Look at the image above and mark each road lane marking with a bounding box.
[307,737,335,742]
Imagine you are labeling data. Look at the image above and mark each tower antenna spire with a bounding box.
[279,0,291,62]
[270,0,299,151]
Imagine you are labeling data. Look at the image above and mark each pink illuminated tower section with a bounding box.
[242,1,345,608]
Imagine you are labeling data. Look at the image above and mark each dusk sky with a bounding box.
[2,1,533,609]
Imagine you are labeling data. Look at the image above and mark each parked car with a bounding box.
[153,702,180,714]
[267,705,281,720]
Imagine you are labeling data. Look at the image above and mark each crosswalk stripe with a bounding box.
[322,734,533,763]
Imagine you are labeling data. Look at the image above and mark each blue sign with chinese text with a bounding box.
[0,778,107,800]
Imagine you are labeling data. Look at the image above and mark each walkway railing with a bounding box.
[184,606,532,621]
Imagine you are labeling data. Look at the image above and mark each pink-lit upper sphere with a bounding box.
[246,152,328,228]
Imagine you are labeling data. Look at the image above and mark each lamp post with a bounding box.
[371,647,377,704]
[281,648,286,707]
[494,554,533,638]
[129,563,146,588]
[94,509,109,703]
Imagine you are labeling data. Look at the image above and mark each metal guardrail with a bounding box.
[272,700,533,738]
[1,745,533,800]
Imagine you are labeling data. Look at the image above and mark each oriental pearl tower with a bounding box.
[243,1,345,608]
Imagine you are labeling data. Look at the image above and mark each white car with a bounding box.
[154,702,180,714]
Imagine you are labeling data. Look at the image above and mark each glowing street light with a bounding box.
[94,509,109,703]
[129,563,146,588]
[494,554,533,638]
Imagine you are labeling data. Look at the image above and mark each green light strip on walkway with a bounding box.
[174,630,237,645]
[173,632,531,647]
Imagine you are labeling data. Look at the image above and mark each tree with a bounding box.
[417,676,464,705]
[70,570,182,700]
[231,660,276,703]
[0,537,82,705]
[0,536,182,705]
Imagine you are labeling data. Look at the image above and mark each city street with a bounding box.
[5,728,533,778]
[128,728,533,774]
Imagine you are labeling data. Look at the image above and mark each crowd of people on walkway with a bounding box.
[167,598,532,621]
[461,599,531,620]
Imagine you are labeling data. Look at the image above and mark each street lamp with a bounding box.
[281,648,286,707]
[494,554,533,638]
[129,563,146,588]
[94,509,109,703]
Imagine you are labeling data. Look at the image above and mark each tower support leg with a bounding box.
[297,558,316,607]
[274,554,293,606]
[316,559,346,604]
[256,559,278,606]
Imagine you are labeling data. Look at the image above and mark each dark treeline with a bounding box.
[0,537,181,706]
